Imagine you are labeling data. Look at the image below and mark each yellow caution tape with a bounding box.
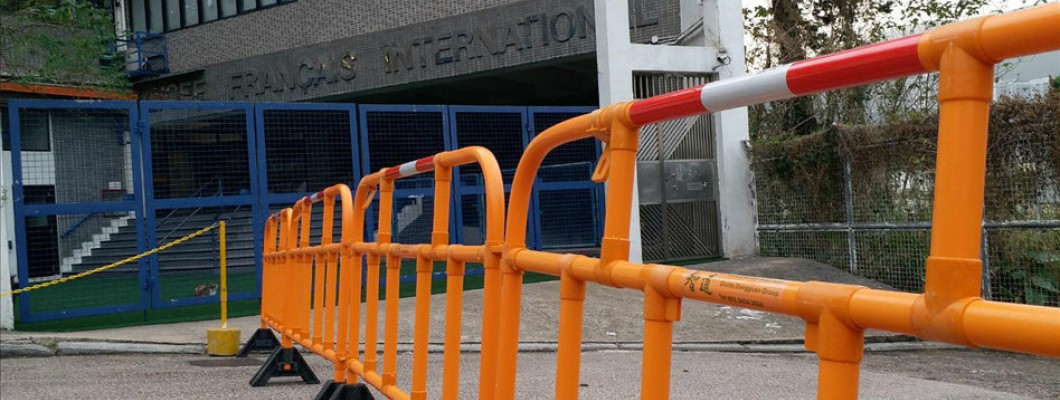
[0,223,219,297]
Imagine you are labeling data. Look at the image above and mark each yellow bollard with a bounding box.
[208,221,240,356]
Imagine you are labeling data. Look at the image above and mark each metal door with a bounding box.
[633,73,721,262]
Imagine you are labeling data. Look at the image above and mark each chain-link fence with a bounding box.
[753,95,1060,306]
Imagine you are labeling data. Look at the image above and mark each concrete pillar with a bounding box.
[596,0,755,261]
[595,0,643,263]
[1,107,14,330]
[704,0,757,257]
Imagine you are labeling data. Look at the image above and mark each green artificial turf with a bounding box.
[13,260,558,332]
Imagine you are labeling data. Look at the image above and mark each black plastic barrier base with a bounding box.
[249,347,320,387]
[314,381,375,400]
[238,328,281,358]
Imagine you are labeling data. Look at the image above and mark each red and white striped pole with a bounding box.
[628,34,927,125]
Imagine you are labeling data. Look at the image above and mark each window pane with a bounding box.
[202,0,218,22]
[20,110,50,152]
[149,0,164,32]
[166,0,182,31]
[241,0,255,11]
[184,0,200,26]
[220,0,236,17]
[260,0,275,6]
[2,109,9,151]
[131,0,147,32]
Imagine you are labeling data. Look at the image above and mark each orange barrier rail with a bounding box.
[256,146,506,400]
[251,4,1060,399]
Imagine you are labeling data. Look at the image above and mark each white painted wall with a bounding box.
[594,0,643,263]
[595,0,755,261]
[1,107,15,330]
[704,0,757,258]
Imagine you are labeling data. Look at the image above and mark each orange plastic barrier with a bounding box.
[253,4,1060,400]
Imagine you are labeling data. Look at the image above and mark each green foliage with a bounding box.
[751,95,1060,306]
[0,0,130,91]
[742,0,1037,139]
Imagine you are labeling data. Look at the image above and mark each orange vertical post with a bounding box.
[299,202,314,341]
[554,266,586,400]
[921,42,993,297]
[363,250,381,374]
[280,209,296,347]
[375,177,396,384]
[382,253,401,388]
[813,310,865,400]
[640,287,679,400]
[321,195,340,379]
[313,200,329,345]
[411,166,451,400]
[441,258,465,400]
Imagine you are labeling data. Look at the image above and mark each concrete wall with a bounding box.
[139,0,681,102]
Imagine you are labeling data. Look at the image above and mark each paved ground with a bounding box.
[1,349,1056,399]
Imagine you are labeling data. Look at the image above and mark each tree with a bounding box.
[742,0,1025,140]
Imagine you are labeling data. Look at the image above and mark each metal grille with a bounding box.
[753,97,1059,306]
[459,193,487,245]
[22,210,145,315]
[364,110,445,172]
[153,206,254,304]
[148,108,250,199]
[262,109,354,194]
[633,73,720,261]
[531,110,601,250]
[533,112,598,182]
[390,195,434,245]
[538,190,598,248]
[9,104,145,321]
[452,110,524,181]
[16,108,133,204]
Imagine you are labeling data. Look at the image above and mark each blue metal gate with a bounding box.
[5,100,597,322]
[8,100,148,321]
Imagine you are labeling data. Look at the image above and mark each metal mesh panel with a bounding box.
[22,210,143,314]
[149,108,250,199]
[262,109,354,194]
[758,230,851,271]
[16,108,133,204]
[853,230,930,293]
[532,112,598,182]
[154,206,255,303]
[846,133,935,224]
[752,97,1059,304]
[391,195,434,245]
[538,190,598,249]
[984,119,1059,222]
[985,228,1060,306]
[460,193,486,245]
[452,111,524,182]
[531,110,602,249]
[364,110,445,172]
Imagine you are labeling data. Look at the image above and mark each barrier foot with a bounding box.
[314,381,375,400]
[249,347,320,387]
[238,328,281,357]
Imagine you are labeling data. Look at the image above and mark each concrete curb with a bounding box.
[0,343,54,357]
[0,339,960,358]
[56,341,206,355]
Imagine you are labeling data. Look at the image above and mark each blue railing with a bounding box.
[112,31,168,78]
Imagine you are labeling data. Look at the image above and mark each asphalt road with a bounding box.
[2,349,1056,399]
